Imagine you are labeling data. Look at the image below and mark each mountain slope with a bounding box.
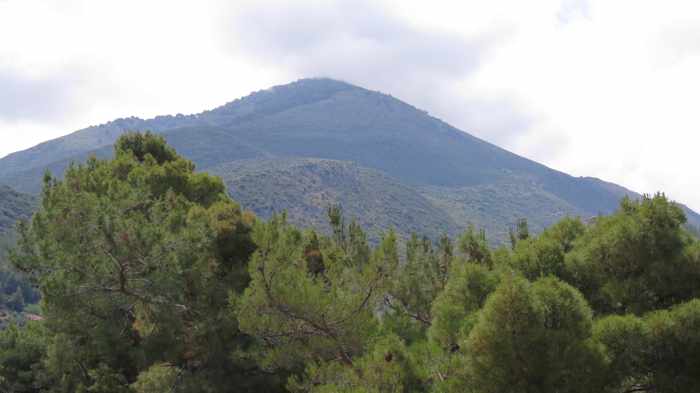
[1,78,698,239]
[0,185,35,235]
[210,157,593,243]
[209,158,459,237]
[419,180,589,243]
[0,79,355,181]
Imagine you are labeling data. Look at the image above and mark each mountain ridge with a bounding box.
[1,78,698,240]
[0,79,357,172]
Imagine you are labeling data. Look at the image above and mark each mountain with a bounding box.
[1,78,698,242]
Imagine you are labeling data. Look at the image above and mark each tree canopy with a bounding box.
[1,132,699,393]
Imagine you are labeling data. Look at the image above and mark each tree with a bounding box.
[6,131,700,393]
[131,363,180,393]
[457,225,491,266]
[429,263,499,351]
[383,234,446,342]
[643,299,700,393]
[326,205,370,268]
[10,132,276,392]
[593,314,650,393]
[594,299,700,393]
[462,275,606,393]
[235,212,397,380]
[502,217,586,281]
[565,194,700,314]
[509,218,529,249]
[289,334,421,393]
[0,321,50,393]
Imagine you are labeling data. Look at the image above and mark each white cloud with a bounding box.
[455,0,700,210]
[0,0,699,211]
[0,0,286,153]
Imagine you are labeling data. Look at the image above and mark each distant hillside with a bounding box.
[209,158,595,243]
[1,78,698,241]
[0,185,35,235]
[209,158,459,238]
[418,180,588,244]
[0,116,206,180]
[0,186,39,321]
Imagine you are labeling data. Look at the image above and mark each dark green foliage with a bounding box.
[0,231,39,319]
[384,233,448,341]
[130,363,179,393]
[500,217,586,281]
[0,186,35,235]
[428,262,499,350]
[566,194,700,315]
[458,225,492,266]
[8,133,281,392]
[288,334,421,393]
[508,218,530,249]
[593,300,700,393]
[235,213,395,373]
[0,321,50,393]
[643,299,700,392]
[463,276,606,393]
[2,133,700,393]
[593,314,650,391]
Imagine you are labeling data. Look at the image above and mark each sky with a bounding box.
[1,0,699,210]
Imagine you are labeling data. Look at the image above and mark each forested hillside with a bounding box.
[209,158,460,238]
[2,78,698,241]
[1,133,699,393]
[0,186,35,235]
[0,186,38,323]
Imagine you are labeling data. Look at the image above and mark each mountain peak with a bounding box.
[283,77,357,90]
[1,78,699,236]
[206,77,360,117]
[255,77,361,98]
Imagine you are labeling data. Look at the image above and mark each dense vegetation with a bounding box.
[0,186,35,235]
[0,188,38,321]
[2,78,698,241]
[0,233,39,323]
[1,133,699,393]
[209,158,460,240]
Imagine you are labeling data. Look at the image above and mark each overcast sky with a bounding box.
[1,0,699,210]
